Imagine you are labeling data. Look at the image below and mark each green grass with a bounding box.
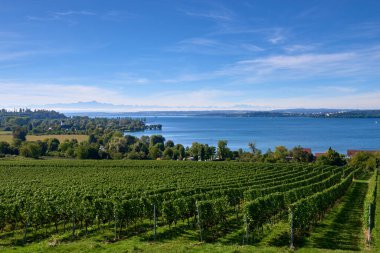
[26,134,88,142]
[0,135,13,142]
[0,237,288,253]
[0,134,88,143]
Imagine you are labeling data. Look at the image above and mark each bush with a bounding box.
[20,142,42,159]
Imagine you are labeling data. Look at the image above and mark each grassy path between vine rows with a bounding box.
[298,181,368,252]
[371,174,380,252]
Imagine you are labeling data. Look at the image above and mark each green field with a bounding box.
[0,160,377,252]
[0,133,88,143]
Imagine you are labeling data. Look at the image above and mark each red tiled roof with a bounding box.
[302,148,312,154]
[347,150,379,157]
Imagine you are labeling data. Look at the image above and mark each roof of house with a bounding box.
[347,149,379,157]
[302,148,312,154]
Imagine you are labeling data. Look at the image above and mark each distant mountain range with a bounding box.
[28,101,380,118]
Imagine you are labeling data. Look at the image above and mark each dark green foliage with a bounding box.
[75,142,100,159]
[0,141,11,154]
[12,126,27,142]
[197,198,228,229]
[316,147,346,166]
[217,140,231,160]
[19,142,42,158]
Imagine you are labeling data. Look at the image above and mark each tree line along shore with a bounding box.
[0,108,379,172]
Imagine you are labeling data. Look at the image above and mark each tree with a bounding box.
[107,136,128,154]
[20,142,42,159]
[217,140,231,160]
[291,146,314,163]
[204,145,216,160]
[58,139,78,158]
[264,148,277,163]
[165,140,175,149]
[0,141,11,154]
[12,126,27,142]
[189,142,199,160]
[47,138,60,152]
[148,144,162,160]
[140,136,150,146]
[75,142,100,159]
[162,147,174,160]
[316,147,346,166]
[124,135,138,146]
[88,134,97,144]
[127,151,145,160]
[273,146,288,162]
[150,135,165,148]
[131,141,148,154]
[175,144,186,160]
[349,151,378,176]
[248,142,259,155]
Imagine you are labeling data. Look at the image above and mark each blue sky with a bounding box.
[0,0,380,111]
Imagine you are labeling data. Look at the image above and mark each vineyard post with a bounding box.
[196,203,203,242]
[72,208,76,239]
[114,210,117,240]
[153,204,157,241]
[368,203,371,245]
[244,215,249,244]
[290,207,295,250]
[23,203,30,244]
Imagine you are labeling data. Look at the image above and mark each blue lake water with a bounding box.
[128,116,380,154]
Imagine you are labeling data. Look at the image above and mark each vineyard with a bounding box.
[0,160,376,252]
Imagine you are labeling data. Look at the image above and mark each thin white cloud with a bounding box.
[316,86,358,94]
[0,51,35,61]
[248,91,380,109]
[0,82,379,110]
[0,48,72,62]
[52,10,96,16]
[237,52,355,70]
[284,44,319,53]
[241,44,264,52]
[267,28,287,45]
[0,83,243,111]
[269,35,285,44]
[168,37,264,55]
[184,10,234,21]
[0,83,125,106]
[347,21,380,39]
[101,10,137,21]
[27,10,96,22]
[112,72,150,85]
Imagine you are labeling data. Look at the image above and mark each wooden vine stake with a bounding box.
[244,215,249,244]
[153,204,157,241]
[290,207,295,250]
[196,202,203,242]
[367,203,371,245]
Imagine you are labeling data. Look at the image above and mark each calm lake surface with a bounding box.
[128,116,380,153]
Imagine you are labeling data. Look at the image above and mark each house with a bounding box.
[302,148,312,154]
[314,152,325,158]
[347,149,379,158]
